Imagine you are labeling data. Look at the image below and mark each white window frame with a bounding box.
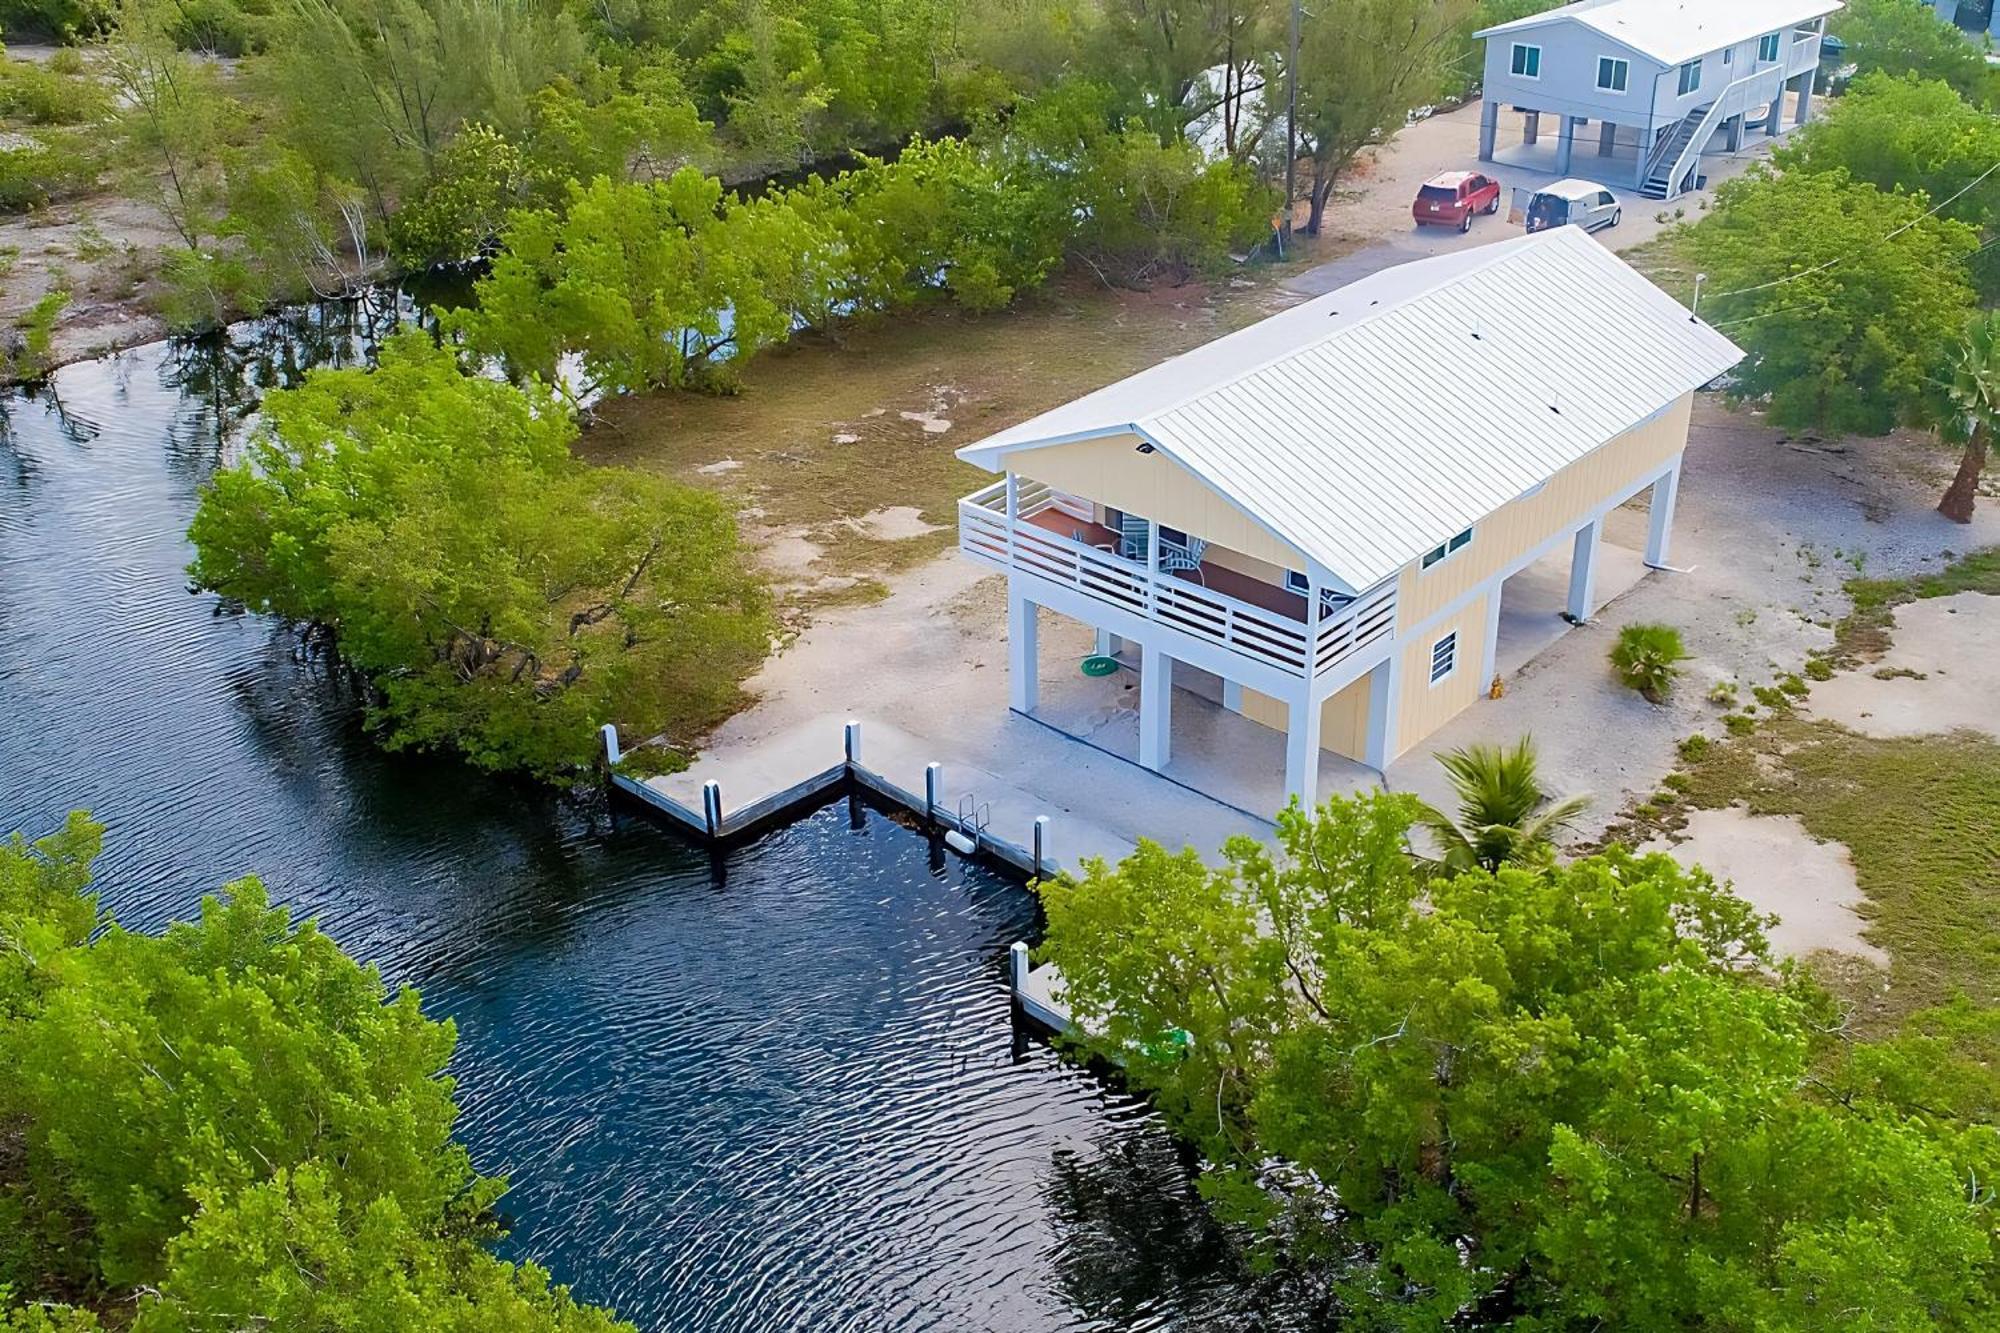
[1677,58,1702,96]
[1284,569,1311,595]
[1430,632,1458,686]
[1596,56,1629,92]
[1420,526,1475,571]
[1757,32,1781,61]
[1511,42,1541,79]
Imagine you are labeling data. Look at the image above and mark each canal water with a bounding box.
[0,302,1313,1330]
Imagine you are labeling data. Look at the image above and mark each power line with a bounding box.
[1701,154,2000,305]
[1707,233,2000,331]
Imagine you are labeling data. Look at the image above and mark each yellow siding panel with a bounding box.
[1009,433,1305,571]
[1239,685,1289,731]
[1231,679,1369,762]
[1320,674,1370,761]
[1396,596,1490,756]
[1395,393,1691,628]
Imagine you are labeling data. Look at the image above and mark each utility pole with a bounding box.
[1284,0,1300,237]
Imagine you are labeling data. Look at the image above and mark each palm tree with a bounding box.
[1937,310,2000,524]
[1414,738,1590,874]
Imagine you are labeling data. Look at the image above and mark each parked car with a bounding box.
[1524,179,1621,234]
[1413,171,1502,232]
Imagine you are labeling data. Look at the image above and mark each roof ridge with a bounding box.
[1138,230,1563,428]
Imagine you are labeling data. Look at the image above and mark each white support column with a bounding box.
[1139,643,1173,771]
[1008,582,1038,713]
[1568,518,1602,621]
[1222,678,1244,713]
[1094,628,1118,658]
[1479,586,1503,695]
[1364,653,1402,773]
[1645,463,1681,567]
[1284,689,1322,810]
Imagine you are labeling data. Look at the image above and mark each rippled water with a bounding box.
[0,305,1311,1330]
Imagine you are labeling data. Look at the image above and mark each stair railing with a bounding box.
[1652,63,1787,197]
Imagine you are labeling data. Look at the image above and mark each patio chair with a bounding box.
[1159,536,1210,586]
[1117,513,1151,562]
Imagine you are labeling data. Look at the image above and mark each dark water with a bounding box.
[0,301,1305,1330]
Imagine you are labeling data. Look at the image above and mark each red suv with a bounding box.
[1413,171,1502,232]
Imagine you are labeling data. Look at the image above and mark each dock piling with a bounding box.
[924,762,942,824]
[1032,815,1050,877]
[701,781,722,838]
[844,719,861,764]
[600,723,621,767]
[1009,941,1031,999]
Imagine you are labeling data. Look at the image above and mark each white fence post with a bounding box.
[600,723,621,767]
[1009,941,1031,998]
[1033,816,1051,877]
[844,719,862,765]
[924,763,942,823]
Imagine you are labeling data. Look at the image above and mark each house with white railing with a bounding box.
[1475,0,1841,200]
[954,226,1742,807]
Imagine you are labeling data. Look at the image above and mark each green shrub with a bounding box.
[1778,672,1810,697]
[1678,734,1711,761]
[1724,712,1758,736]
[1805,655,1835,681]
[0,53,111,124]
[1611,622,1691,703]
[0,0,116,40]
[0,136,94,211]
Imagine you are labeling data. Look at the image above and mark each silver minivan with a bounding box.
[1525,179,1621,234]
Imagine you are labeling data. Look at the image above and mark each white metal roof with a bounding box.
[1475,0,1843,68]
[956,226,1743,594]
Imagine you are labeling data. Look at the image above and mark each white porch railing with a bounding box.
[958,479,1396,682]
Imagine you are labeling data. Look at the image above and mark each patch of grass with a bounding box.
[583,277,1284,595]
[1723,712,1757,736]
[1804,656,1834,681]
[1679,718,2000,1032]
[1621,226,1699,304]
[1707,680,1739,706]
[1777,673,1809,698]
[1873,665,1928,682]
[1833,547,2000,663]
[1678,734,1711,761]
[1751,684,1792,712]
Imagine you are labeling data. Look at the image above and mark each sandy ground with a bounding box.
[1643,808,1888,967]
[1806,591,2000,738]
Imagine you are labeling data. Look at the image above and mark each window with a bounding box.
[1284,570,1311,595]
[1158,525,1189,551]
[1721,46,1732,65]
[1430,632,1458,685]
[1420,526,1475,570]
[1596,56,1628,91]
[1510,42,1541,78]
[1677,59,1702,96]
[1758,31,1781,60]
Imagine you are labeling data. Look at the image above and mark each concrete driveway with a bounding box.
[1285,93,1801,296]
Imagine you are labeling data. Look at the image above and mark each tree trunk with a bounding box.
[1938,424,1988,524]
[1304,169,1334,236]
